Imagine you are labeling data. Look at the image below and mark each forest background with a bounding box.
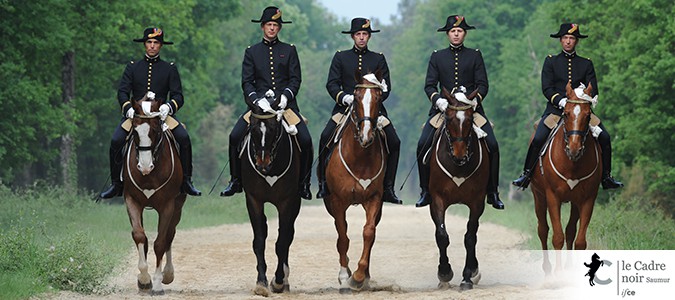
[1,0,673,217]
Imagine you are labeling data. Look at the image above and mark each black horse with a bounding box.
[584,253,604,286]
[241,100,303,296]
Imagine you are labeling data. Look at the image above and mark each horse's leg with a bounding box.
[348,199,382,291]
[150,199,176,295]
[126,196,151,291]
[430,197,452,288]
[545,192,565,273]
[162,194,186,285]
[532,189,551,275]
[327,199,351,294]
[460,201,485,291]
[574,198,596,250]
[246,196,270,297]
[565,203,580,250]
[270,199,300,293]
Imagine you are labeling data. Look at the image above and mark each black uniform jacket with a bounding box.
[242,38,301,111]
[118,55,183,115]
[424,45,488,116]
[326,46,391,116]
[541,51,598,115]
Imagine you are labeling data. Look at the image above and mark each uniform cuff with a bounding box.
[429,92,440,103]
[335,91,344,104]
[169,99,178,114]
[121,101,131,114]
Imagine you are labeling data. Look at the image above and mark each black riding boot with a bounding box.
[316,149,329,199]
[298,148,312,200]
[415,162,431,207]
[179,142,201,196]
[486,152,504,209]
[382,148,402,204]
[599,139,623,189]
[220,144,242,197]
[100,146,124,199]
[512,143,540,189]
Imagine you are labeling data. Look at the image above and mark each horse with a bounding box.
[427,87,489,290]
[530,82,602,274]
[323,71,388,293]
[240,97,302,296]
[122,97,186,295]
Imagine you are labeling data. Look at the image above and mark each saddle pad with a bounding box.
[244,109,306,125]
[590,113,601,127]
[543,114,561,129]
[331,112,391,128]
[429,112,488,129]
[121,115,180,132]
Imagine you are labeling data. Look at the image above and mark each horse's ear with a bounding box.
[250,103,263,115]
[584,82,593,96]
[271,96,281,109]
[441,86,453,99]
[565,81,576,99]
[374,68,383,81]
[354,69,362,83]
[467,89,479,100]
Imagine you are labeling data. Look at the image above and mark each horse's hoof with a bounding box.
[137,280,152,291]
[162,272,174,285]
[348,276,365,291]
[437,269,454,283]
[270,278,289,293]
[460,280,473,291]
[253,283,270,297]
[339,287,352,294]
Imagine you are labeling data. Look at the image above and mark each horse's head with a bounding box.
[441,87,479,166]
[131,96,164,175]
[562,81,593,162]
[249,98,283,175]
[351,71,385,148]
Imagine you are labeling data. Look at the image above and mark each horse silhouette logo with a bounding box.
[584,253,604,286]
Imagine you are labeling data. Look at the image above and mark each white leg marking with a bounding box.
[137,243,151,286]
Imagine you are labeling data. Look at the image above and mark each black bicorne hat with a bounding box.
[550,23,588,38]
[133,28,173,45]
[437,15,476,32]
[251,6,292,24]
[341,18,380,34]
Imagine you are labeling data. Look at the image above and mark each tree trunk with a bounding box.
[61,51,76,190]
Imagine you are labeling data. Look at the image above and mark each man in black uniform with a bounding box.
[316,18,402,204]
[512,23,623,190]
[220,6,313,200]
[100,27,201,198]
[415,15,504,209]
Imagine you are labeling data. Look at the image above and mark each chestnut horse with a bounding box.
[241,99,302,296]
[123,98,186,295]
[530,82,601,274]
[324,72,388,293]
[428,88,489,290]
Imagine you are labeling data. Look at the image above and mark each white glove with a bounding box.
[159,104,171,120]
[558,97,568,108]
[264,89,275,99]
[256,98,273,113]
[342,94,354,106]
[435,98,449,111]
[147,91,156,100]
[126,108,135,119]
[279,94,288,110]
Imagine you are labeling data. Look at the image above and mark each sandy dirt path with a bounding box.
[48,205,575,299]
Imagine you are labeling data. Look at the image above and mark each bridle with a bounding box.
[562,99,591,158]
[442,103,474,165]
[350,83,381,148]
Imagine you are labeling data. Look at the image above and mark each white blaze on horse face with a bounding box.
[573,105,581,118]
[361,89,372,142]
[260,123,267,158]
[456,110,466,132]
[135,123,154,174]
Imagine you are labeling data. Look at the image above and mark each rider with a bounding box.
[317,17,403,205]
[99,27,201,199]
[512,23,623,190]
[415,15,504,209]
[220,6,313,200]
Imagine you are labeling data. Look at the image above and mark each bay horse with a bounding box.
[241,98,302,296]
[123,97,186,295]
[530,82,601,274]
[428,87,489,290]
[324,72,388,293]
